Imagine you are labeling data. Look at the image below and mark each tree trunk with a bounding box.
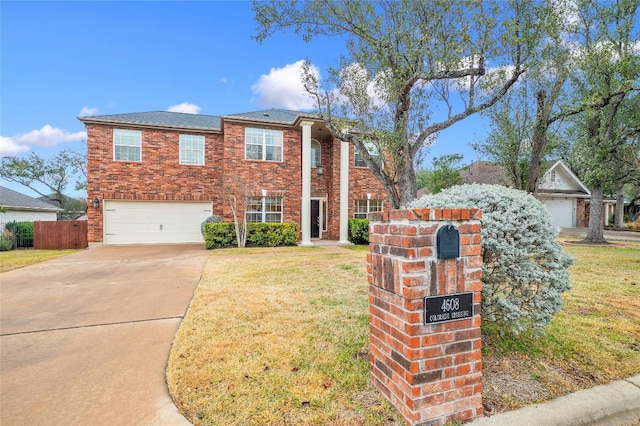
[614,184,625,230]
[398,159,417,207]
[526,90,549,194]
[583,184,608,244]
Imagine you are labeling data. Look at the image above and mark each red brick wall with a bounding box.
[367,208,483,425]
[576,198,588,228]
[85,124,222,243]
[85,120,386,243]
[325,141,387,240]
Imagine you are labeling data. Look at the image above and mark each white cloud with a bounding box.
[0,136,29,156]
[79,106,99,117]
[13,125,86,148]
[251,60,319,110]
[167,102,201,114]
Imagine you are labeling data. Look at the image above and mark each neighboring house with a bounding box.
[78,109,386,246]
[460,160,596,229]
[37,193,88,220]
[0,186,63,223]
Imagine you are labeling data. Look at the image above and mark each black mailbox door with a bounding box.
[437,225,460,259]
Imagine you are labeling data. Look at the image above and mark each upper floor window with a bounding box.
[245,128,283,161]
[180,134,205,165]
[114,129,141,162]
[311,139,321,168]
[354,199,383,218]
[354,141,381,168]
[246,196,283,223]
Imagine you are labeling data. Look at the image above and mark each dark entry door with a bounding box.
[311,200,320,238]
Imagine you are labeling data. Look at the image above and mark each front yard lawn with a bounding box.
[0,249,81,273]
[167,242,640,425]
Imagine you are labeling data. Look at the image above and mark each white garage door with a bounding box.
[103,200,212,245]
[542,198,575,229]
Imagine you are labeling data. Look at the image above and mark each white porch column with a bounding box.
[300,121,314,246]
[339,140,351,245]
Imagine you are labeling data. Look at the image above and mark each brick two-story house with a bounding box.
[79,109,386,246]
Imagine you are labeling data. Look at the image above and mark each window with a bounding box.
[245,128,283,161]
[114,129,141,162]
[311,139,321,168]
[180,134,205,165]
[354,199,383,218]
[246,196,283,223]
[354,141,381,167]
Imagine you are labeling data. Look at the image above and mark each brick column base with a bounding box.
[367,208,483,426]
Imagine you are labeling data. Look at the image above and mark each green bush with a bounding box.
[204,222,299,249]
[246,222,299,247]
[0,238,12,251]
[348,218,370,244]
[411,184,573,334]
[203,223,237,249]
[201,215,222,235]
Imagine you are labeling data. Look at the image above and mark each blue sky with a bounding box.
[1,0,486,198]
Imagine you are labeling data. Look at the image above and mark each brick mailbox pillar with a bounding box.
[367,208,483,425]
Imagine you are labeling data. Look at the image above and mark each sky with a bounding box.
[1,0,487,199]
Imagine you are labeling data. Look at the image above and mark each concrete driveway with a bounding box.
[1,245,208,426]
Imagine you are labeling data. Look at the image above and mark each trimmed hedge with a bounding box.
[348,218,369,244]
[204,222,300,249]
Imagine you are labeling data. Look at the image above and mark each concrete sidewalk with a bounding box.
[469,374,640,426]
[0,245,208,426]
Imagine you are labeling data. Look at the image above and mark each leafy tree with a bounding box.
[0,150,87,218]
[415,169,430,192]
[416,154,464,194]
[411,184,573,334]
[222,174,252,248]
[474,0,605,194]
[567,0,639,243]
[611,93,640,229]
[253,0,551,207]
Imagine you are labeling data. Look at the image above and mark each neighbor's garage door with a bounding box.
[103,200,212,245]
[542,198,575,229]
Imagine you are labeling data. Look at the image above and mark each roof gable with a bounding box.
[538,160,590,195]
[0,186,63,211]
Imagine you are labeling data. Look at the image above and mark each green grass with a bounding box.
[481,241,640,410]
[0,249,81,273]
[167,248,401,425]
[168,242,640,423]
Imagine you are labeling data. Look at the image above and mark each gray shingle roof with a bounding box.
[223,109,320,125]
[0,186,63,211]
[78,109,323,130]
[78,111,222,131]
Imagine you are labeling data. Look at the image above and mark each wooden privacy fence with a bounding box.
[34,221,88,250]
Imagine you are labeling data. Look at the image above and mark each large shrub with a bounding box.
[0,238,12,251]
[1,228,14,251]
[348,219,369,244]
[410,184,573,334]
[203,222,299,249]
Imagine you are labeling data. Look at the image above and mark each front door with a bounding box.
[311,199,320,238]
